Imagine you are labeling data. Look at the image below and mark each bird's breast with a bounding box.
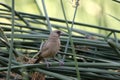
[41,40,60,58]
[49,40,60,52]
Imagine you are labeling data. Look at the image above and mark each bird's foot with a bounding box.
[45,60,51,68]
[58,60,64,66]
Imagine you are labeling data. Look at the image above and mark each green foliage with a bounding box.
[0,1,120,80]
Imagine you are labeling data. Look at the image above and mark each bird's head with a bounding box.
[50,30,62,37]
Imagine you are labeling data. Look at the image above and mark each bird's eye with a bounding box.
[56,31,61,35]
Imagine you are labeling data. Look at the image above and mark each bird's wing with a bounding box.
[41,40,50,52]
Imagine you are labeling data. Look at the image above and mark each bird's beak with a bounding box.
[60,31,65,35]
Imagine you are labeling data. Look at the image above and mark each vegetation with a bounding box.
[0,0,120,80]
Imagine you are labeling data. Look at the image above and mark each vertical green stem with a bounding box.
[41,0,52,32]
[6,0,15,80]
[60,0,81,80]
[35,0,43,15]
[113,32,118,44]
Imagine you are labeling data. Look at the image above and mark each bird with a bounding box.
[34,30,62,63]
[31,30,62,80]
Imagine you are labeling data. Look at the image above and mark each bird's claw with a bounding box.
[45,61,51,68]
[59,60,64,66]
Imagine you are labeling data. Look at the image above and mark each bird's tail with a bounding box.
[34,54,43,63]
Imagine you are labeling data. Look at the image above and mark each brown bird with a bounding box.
[31,30,62,80]
[34,30,62,63]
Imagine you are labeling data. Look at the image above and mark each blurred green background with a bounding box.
[0,0,120,36]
